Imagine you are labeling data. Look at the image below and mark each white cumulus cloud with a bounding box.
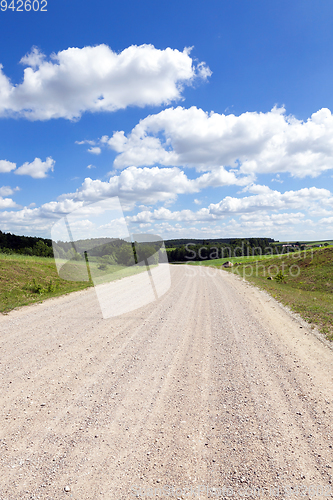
[15,157,55,179]
[103,106,333,178]
[0,196,18,208]
[208,187,332,215]
[1,166,332,239]
[59,165,251,211]
[128,207,215,224]
[318,216,333,225]
[20,46,46,69]
[239,212,305,227]
[88,147,101,155]
[0,185,20,196]
[0,45,210,121]
[0,160,16,173]
[60,166,198,209]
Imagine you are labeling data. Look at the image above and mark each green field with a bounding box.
[185,253,276,266]
[188,247,333,341]
[271,239,333,246]
[304,240,333,246]
[0,253,153,314]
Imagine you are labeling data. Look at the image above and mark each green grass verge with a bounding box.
[271,240,333,246]
[187,247,333,341]
[0,253,154,314]
[185,253,276,266]
[0,253,93,313]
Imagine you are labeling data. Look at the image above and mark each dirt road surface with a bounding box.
[0,265,332,500]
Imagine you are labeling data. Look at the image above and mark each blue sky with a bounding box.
[1,0,333,241]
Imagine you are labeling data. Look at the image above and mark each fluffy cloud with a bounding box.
[130,216,325,240]
[0,165,247,233]
[20,46,45,68]
[88,147,101,155]
[0,185,20,196]
[239,212,305,227]
[0,157,54,178]
[0,45,210,121]
[123,185,333,228]
[318,216,333,225]
[60,167,197,209]
[0,197,18,209]
[0,160,16,173]
[0,185,20,209]
[102,106,333,178]
[209,187,332,215]
[1,167,332,238]
[15,157,55,178]
[59,165,251,210]
[125,186,330,226]
[76,140,96,146]
[127,207,215,224]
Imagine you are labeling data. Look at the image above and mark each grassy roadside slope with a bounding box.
[227,247,333,341]
[0,253,155,314]
[185,246,333,341]
[0,253,93,313]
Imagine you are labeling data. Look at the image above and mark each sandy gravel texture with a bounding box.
[0,264,332,500]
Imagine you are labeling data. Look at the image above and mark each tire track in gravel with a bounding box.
[206,268,333,499]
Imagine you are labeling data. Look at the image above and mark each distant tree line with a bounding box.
[1,230,286,264]
[164,237,276,248]
[166,238,282,262]
[0,230,165,265]
[0,230,53,257]
[54,238,164,266]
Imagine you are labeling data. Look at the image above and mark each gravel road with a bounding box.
[0,265,332,500]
